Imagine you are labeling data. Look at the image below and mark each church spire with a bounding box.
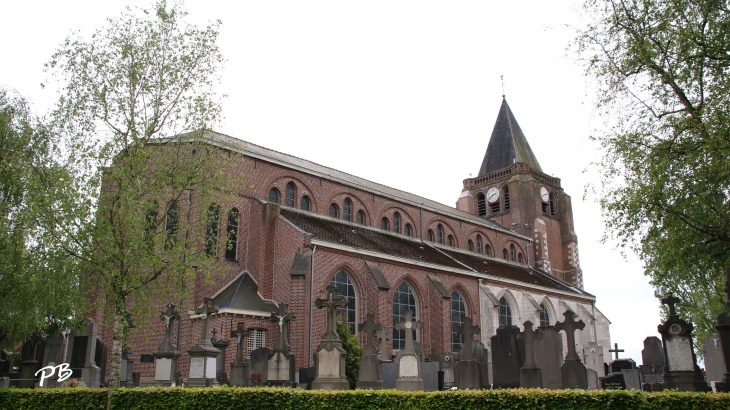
[478,98,542,176]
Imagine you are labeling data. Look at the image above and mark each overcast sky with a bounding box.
[2,1,664,365]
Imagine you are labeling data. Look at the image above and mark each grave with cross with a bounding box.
[186,297,221,387]
[454,316,483,389]
[229,321,253,387]
[154,303,182,385]
[516,320,544,388]
[555,310,587,388]
[267,302,296,387]
[394,309,424,391]
[356,313,385,389]
[311,285,350,390]
[607,342,636,375]
[376,328,390,361]
[210,323,230,386]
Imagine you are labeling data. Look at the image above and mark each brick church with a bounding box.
[109,98,611,384]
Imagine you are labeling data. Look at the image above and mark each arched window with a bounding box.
[285,182,296,207]
[503,185,510,211]
[404,223,412,237]
[205,204,220,257]
[380,217,390,230]
[427,229,434,242]
[451,290,467,352]
[468,240,474,251]
[357,210,365,224]
[518,253,523,263]
[539,303,550,327]
[330,271,357,334]
[448,235,454,247]
[329,203,339,218]
[268,188,280,204]
[549,193,556,216]
[499,297,512,327]
[476,193,486,217]
[343,198,352,221]
[393,282,418,350]
[164,201,179,250]
[510,244,516,261]
[476,235,483,253]
[225,208,239,261]
[485,244,491,256]
[437,224,444,244]
[300,196,310,211]
[503,249,509,259]
[393,212,401,233]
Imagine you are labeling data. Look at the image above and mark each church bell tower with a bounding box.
[456,98,583,288]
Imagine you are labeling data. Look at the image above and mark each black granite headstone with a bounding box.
[600,372,626,390]
[639,336,665,384]
[533,326,563,390]
[491,326,523,388]
[609,358,636,374]
[298,366,315,390]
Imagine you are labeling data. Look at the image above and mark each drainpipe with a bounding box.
[308,245,317,367]
[526,241,531,266]
[419,203,423,242]
[591,300,598,343]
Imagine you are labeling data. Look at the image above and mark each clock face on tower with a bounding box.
[540,187,549,203]
[486,187,500,203]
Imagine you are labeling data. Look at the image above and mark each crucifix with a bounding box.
[195,297,219,345]
[315,285,348,339]
[158,303,179,352]
[394,309,422,355]
[270,302,295,352]
[555,310,585,361]
[609,343,624,360]
[230,321,252,364]
[517,320,543,368]
[359,314,383,355]
[661,293,681,318]
[455,317,480,361]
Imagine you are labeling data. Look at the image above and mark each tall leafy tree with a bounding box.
[574,0,730,346]
[46,1,236,394]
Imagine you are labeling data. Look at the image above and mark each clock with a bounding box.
[486,187,500,203]
[540,187,549,203]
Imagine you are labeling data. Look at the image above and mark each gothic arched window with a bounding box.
[393,282,418,350]
[164,201,179,250]
[518,253,523,264]
[476,193,486,217]
[539,303,550,327]
[404,223,412,237]
[485,244,491,256]
[393,212,401,233]
[499,297,512,327]
[357,210,365,224]
[329,203,339,218]
[330,271,357,333]
[225,208,239,261]
[468,240,474,251]
[476,235,483,253]
[380,217,390,230]
[451,290,467,352]
[427,229,434,242]
[205,204,220,257]
[268,188,280,204]
[503,185,510,211]
[448,235,454,247]
[437,224,444,244]
[343,198,352,221]
[510,244,516,261]
[503,249,509,260]
[300,195,310,211]
[285,182,296,207]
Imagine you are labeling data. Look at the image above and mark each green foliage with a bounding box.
[0,88,82,343]
[337,317,363,389]
[2,387,730,410]
[574,0,730,348]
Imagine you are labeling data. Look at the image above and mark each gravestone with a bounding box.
[622,368,641,390]
[639,336,665,385]
[120,349,135,388]
[516,320,543,388]
[40,331,67,388]
[420,361,439,391]
[357,313,384,389]
[704,334,726,388]
[19,333,44,388]
[311,285,349,390]
[586,369,598,389]
[454,316,482,390]
[610,358,636,374]
[249,347,273,384]
[154,303,181,386]
[210,329,230,386]
[229,322,252,387]
[583,341,605,378]
[65,319,102,387]
[534,326,563,389]
[376,329,390,362]
[715,272,730,392]
[267,303,296,387]
[298,366,315,389]
[473,340,489,388]
[394,309,424,391]
[657,294,708,391]
[555,311,587,389]
[491,325,523,388]
[440,352,456,388]
[186,298,220,387]
[600,372,626,389]
[414,342,425,362]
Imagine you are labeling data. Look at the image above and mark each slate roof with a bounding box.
[280,208,589,296]
[478,98,543,176]
[209,272,278,314]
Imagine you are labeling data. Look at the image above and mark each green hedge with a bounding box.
[1,387,730,410]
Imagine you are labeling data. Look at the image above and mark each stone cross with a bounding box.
[359,314,383,355]
[158,303,179,352]
[455,317,480,360]
[376,329,390,360]
[609,343,624,360]
[230,322,252,363]
[270,302,295,352]
[516,320,543,368]
[195,298,219,345]
[555,311,585,361]
[315,285,348,339]
[395,309,422,354]
[661,293,680,318]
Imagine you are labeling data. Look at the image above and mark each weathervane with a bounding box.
[501,74,505,98]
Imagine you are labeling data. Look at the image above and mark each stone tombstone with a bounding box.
[420,362,439,391]
[534,326,563,390]
[249,347,273,385]
[454,316,482,390]
[583,341,605,378]
[210,328,230,386]
[586,369,598,389]
[473,340,490,388]
[229,322,252,387]
[704,334,726,387]
[154,303,181,385]
[622,368,641,390]
[357,313,384,389]
[610,358,636,374]
[19,334,44,388]
[298,366,316,390]
[491,325,523,388]
[311,285,350,390]
[414,342,425,362]
[600,372,626,390]
[657,294,708,391]
[555,311,587,389]
[40,330,67,388]
[639,336,665,385]
[394,309,424,391]
[186,298,220,387]
[715,272,730,392]
[516,320,543,388]
[267,302,296,387]
[65,319,102,388]
[120,349,135,388]
[440,352,456,388]
[376,329,390,362]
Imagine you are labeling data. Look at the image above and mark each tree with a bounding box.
[574,0,730,346]
[0,88,81,343]
[45,0,236,398]
[337,316,362,389]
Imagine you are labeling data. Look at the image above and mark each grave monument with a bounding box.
[714,270,730,392]
[491,325,523,388]
[394,309,423,391]
[154,303,181,386]
[639,336,665,386]
[311,285,350,390]
[65,319,102,387]
[210,328,230,386]
[186,298,220,387]
[555,311,587,389]
[534,326,563,389]
[357,313,385,389]
[454,316,482,389]
[516,320,543,388]
[267,303,296,387]
[229,322,252,387]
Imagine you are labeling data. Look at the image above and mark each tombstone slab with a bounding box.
[249,347,273,385]
[555,311,587,389]
[454,317,482,390]
[534,326,563,390]
[491,326,523,388]
[357,314,384,389]
[609,358,636,374]
[440,352,455,388]
[186,298,220,387]
[586,369,598,389]
[40,331,67,388]
[600,372,626,390]
[154,304,182,386]
[267,303,296,387]
[639,336,665,385]
[394,309,424,391]
[65,320,102,388]
[473,341,489,388]
[229,322,252,387]
[622,368,641,390]
[517,321,543,388]
[584,342,605,378]
[311,286,349,390]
